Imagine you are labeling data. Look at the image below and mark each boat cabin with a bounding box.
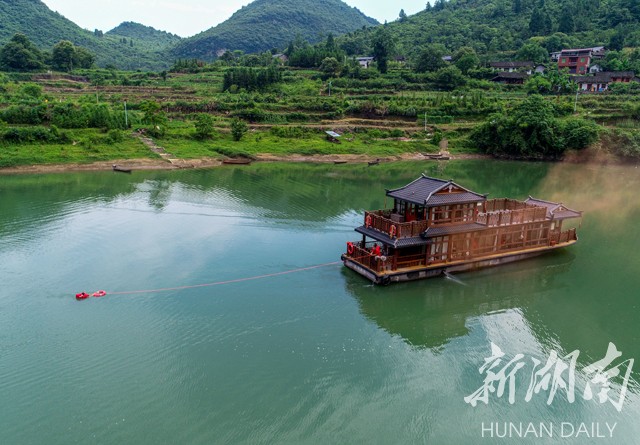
[343,175,582,284]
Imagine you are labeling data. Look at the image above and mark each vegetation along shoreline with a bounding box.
[2,0,640,173]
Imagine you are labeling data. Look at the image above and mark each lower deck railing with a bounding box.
[344,228,577,274]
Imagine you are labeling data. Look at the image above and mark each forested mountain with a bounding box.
[339,0,640,59]
[0,0,171,70]
[106,22,182,51]
[171,0,378,61]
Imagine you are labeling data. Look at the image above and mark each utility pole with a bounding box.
[574,89,580,113]
[124,100,128,128]
[424,112,427,132]
[328,80,332,97]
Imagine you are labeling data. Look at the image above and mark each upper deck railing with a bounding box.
[363,199,550,239]
[477,199,547,227]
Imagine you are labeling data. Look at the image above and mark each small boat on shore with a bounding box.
[368,159,381,166]
[342,174,582,285]
[424,153,450,160]
[112,165,132,173]
[222,158,252,165]
[334,160,347,164]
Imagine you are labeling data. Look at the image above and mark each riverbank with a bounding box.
[1,145,636,175]
[0,152,491,175]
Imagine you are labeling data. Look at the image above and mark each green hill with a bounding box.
[0,0,171,70]
[171,0,378,61]
[106,22,182,51]
[339,0,640,59]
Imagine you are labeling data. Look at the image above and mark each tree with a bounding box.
[516,42,549,64]
[52,41,76,71]
[371,27,394,74]
[529,4,552,35]
[544,66,575,94]
[414,44,447,73]
[399,9,408,22]
[0,34,44,71]
[194,114,216,139]
[230,118,248,141]
[434,65,466,90]
[73,46,95,69]
[558,6,575,33]
[609,30,626,51]
[319,57,342,78]
[525,74,554,94]
[472,95,559,157]
[52,41,94,72]
[453,46,479,74]
[325,33,336,51]
[513,0,523,14]
[140,100,168,136]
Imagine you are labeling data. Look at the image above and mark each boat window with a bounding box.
[395,200,406,215]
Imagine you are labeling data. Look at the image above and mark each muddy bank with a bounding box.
[0,152,491,175]
[6,147,634,176]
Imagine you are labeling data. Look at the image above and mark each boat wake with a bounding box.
[443,271,468,286]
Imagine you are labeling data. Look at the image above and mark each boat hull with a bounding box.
[341,240,576,285]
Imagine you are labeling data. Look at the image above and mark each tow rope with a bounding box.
[75,261,342,300]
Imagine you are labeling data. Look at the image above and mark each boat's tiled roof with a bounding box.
[525,197,582,220]
[355,222,488,247]
[355,226,427,248]
[428,193,486,206]
[386,174,486,206]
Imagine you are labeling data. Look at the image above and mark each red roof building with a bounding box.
[557,47,606,74]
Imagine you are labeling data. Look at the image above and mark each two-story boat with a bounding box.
[341,174,581,284]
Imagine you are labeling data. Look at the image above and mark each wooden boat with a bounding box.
[222,158,252,165]
[424,153,450,160]
[342,174,582,285]
[112,165,132,173]
[368,159,380,166]
[334,160,347,164]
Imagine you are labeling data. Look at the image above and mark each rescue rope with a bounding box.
[77,261,342,299]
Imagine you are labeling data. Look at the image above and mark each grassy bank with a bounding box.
[0,66,638,169]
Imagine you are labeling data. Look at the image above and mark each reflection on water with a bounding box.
[347,251,576,350]
[0,160,639,444]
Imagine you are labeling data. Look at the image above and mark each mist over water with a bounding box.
[0,160,638,444]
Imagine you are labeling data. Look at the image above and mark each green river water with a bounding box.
[0,160,639,444]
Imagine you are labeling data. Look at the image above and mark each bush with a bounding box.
[230,118,248,141]
[20,83,42,98]
[562,118,600,150]
[106,129,125,143]
[1,126,58,143]
[1,105,45,124]
[51,103,89,128]
[194,113,216,139]
[470,95,599,158]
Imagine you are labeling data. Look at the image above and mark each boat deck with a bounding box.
[342,237,577,284]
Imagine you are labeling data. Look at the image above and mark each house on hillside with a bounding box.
[573,71,639,92]
[356,57,374,68]
[557,47,607,74]
[589,64,603,74]
[491,71,530,85]
[489,61,545,75]
[272,53,288,63]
